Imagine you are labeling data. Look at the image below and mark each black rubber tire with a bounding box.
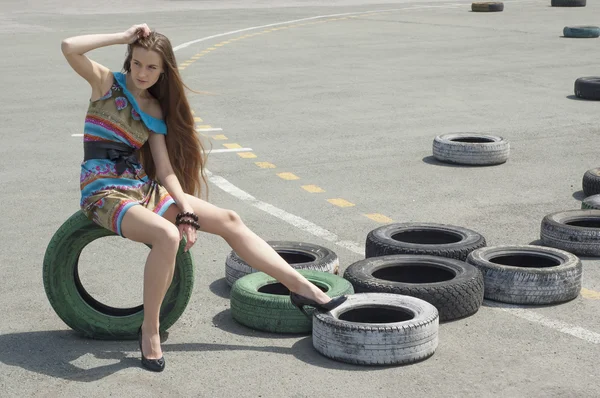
[540,210,600,256]
[312,293,439,365]
[582,194,600,210]
[551,0,586,6]
[365,222,486,261]
[563,26,600,38]
[471,2,504,12]
[432,133,510,166]
[343,255,484,322]
[582,168,600,196]
[43,211,195,340]
[574,77,600,101]
[225,241,339,286]
[230,270,354,334]
[466,245,582,304]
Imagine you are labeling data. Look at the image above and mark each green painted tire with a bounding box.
[563,26,600,38]
[43,211,194,340]
[230,269,354,334]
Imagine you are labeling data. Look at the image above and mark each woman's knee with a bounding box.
[153,223,181,250]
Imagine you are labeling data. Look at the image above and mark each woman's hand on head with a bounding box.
[178,223,197,252]
[123,24,151,44]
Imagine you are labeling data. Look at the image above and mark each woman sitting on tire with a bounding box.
[61,24,346,372]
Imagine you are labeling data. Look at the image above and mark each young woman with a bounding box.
[61,24,346,372]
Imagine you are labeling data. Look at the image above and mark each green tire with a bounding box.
[230,269,354,334]
[42,210,194,340]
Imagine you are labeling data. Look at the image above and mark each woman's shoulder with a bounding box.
[143,98,163,120]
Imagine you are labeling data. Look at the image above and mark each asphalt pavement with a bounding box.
[1,0,599,397]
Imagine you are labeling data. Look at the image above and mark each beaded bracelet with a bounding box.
[176,211,198,222]
[175,218,201,230]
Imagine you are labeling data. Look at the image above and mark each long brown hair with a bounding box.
[123,31,208,199]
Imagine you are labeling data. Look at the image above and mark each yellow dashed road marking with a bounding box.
[302,185,325,193]
[237,152,257,159]
[194,117,203,122]
[255,162,276,169]
[223,143,242,149]
[214,43,225,47]
[197,125,212,129]
[212,134,228,140]
[365,213,393,223]
[277,172,300,180]
[581,288,600,299]
[207,47,216,50]
[327,198,355,208]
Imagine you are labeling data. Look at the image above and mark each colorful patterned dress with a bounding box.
[80,72,175,237]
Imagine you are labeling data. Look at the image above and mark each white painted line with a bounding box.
[208,148,253,153]
[485,301,600,345]
[174,3,476,51]
[196,127,223,132]
[176,1,599,345]
[206,170,364,254]
[71,134,83,137]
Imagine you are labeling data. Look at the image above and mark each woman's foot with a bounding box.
[294,284,332,305]
[290,292,348,318]
[138,325,165,372]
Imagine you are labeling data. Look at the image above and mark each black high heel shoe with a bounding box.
[138,326,166,372]
[290,292,348,319]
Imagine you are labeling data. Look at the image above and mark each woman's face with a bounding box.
[130,47,163,89]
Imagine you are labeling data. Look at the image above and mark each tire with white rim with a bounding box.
[312,293,439,365]
[225,241,339,286]
[432,133,510,166]
[466,245,582,304]
[540,210,600,256]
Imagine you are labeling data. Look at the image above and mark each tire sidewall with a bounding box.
[466,245,580,275]
[43,211,194,340]
[344,254,481,291]
[368,223,484,253]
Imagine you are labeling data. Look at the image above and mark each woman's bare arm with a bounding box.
[61,24,151,94]
[148,132,194,215]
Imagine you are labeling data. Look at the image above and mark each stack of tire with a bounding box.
[330,223,487,366]
[538,168,600,258]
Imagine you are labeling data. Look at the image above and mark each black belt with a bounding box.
[83,141,140,175]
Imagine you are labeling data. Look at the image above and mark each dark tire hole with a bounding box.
[373,265,455,283]
[277,250,316,264]
[258,281,328,295]
[489,254,561,268]
[450,137,496,143]
[566,219,600,228]
[339,306,414,323]
[391,230,463,244]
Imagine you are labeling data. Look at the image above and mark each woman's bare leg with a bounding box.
[163,195,332,304]
[121,205,181,360]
